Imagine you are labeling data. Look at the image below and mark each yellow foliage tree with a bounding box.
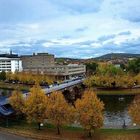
[128,96,140,125]
[9,89,25,115]
[134,73,140,85]
[46,91,75,134]
[75,89,104,137]
[23,84,48,130]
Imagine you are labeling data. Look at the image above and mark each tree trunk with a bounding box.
[38,123,41,130]
[88,131,92,137]
[16,114,21,124]
[6,117,9,127]
[57,125,60,135]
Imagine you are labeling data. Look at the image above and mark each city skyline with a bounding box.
[0,0,140,58]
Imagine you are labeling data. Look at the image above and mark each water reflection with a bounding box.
[98,95,135,128]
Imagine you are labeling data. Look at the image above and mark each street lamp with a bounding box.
[133,123,136,126]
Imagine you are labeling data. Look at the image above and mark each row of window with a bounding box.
[0,69,11,72]
[68,66,85,69]
[0,61,11,63]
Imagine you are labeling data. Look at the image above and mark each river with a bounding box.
[98,95,135,128]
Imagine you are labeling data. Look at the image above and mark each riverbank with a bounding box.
[0,81,140,96]
[0,81,30,91]
[94,88,140,95]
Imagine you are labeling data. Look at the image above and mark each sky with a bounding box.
[0,0,140,58]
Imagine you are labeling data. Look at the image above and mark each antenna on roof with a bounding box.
[10,50,12,55]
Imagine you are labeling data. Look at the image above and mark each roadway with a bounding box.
[43,78,84,94]
[0,131,32,140]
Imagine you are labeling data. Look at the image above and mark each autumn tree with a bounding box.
[129,95,140,125]
[9,89,25,121]
[23,84,48,130]
[46,91,75,134]
[75,89,104,137]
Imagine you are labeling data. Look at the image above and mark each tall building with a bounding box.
[21,53,55,70]
[0,53,22,73]
[21,53,86,79]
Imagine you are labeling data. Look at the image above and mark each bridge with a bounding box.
[0,78,84,116]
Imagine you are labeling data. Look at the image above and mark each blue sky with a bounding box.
[0,0,140,58]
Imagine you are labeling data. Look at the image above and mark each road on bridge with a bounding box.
[0,131,33,140]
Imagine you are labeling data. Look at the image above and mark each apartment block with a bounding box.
[21,53,55,69]
[0,53,22,73]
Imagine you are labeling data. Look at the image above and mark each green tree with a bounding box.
[127,58,140,74]
[120,63,126,70]
[98,64,123,76]
[75,89,104,137]
[86,62,98,75]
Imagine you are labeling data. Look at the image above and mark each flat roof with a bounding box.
[0,54,19,58]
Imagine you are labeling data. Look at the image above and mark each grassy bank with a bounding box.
[0,81,30,91]
[95,88,140,95]
[1,119,140,140]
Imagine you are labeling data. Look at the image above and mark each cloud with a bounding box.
[0,35,139,58]
[0,0,140,58]
[75,26,88,32]
[101,0,140,23]
[50,0,103,14]
[118,31,131,36]
[98,34,116,42]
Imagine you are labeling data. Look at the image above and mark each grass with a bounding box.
[1,119,140,140]
[100,128,140,134]
[0,81,30,91]
[95,88,140,95]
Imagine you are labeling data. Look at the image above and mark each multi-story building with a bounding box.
[21,53,55,69]
[21,53,86,79]
[0,53,22,73]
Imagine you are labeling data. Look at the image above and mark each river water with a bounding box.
[98,95,135,128]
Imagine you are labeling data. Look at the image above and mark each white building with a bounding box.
[0,54,22,73]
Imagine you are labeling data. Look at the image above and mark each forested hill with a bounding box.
[55,53,140,63]
[94,53,140,60]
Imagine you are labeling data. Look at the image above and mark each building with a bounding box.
[107,58,128,68]
[0,53,22,73]
[21,53,55,70]
[21,53,86,79]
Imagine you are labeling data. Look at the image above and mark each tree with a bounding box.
[128,95,140,125]
[0,71,6,81]
[9,89,25,115]
[127,58,140,74]
[75,89,104,137]
[86,62,98,75]
[23,84,48,130]
[120,63,126,70]
[46,91,75,134]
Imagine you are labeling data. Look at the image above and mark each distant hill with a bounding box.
[94,53,140,60]
[55,57,83,64]
[55,53,140,64]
